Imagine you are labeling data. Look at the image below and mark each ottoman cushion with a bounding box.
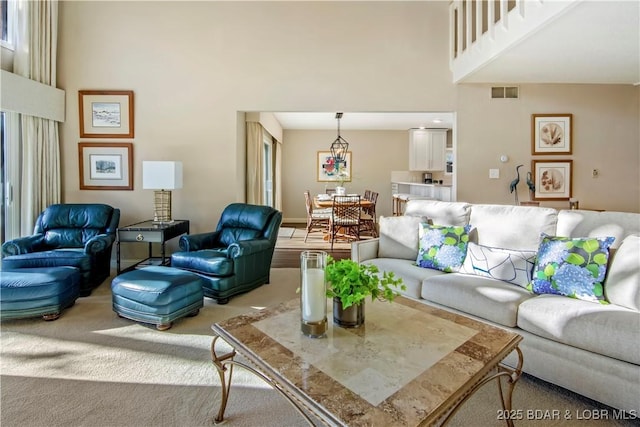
[111,266,204,327]
[0,266,81,320]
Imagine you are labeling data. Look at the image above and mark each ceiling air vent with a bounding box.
[491,86,519,99]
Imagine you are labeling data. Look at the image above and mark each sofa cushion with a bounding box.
[404,200,471,227]
[530,234,614,303]
[460,242,536,288]
[416,223,471,272]
[363,258,444,299]
[468,204,557,251]
[378,215,426,260]
[421,273,535,327]
[171,250,233,276]
[556,210,640,250]
[517,294,640,365]
[604,234,640,310]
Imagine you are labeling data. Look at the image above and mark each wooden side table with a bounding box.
[116,220,190,275]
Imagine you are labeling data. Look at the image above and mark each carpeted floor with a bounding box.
[1,268,635,427]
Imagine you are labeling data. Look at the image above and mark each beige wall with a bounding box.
[283,129,410,221]
[456,84,639,212]
[56,0,639,255]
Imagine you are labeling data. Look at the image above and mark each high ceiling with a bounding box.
[271,1,638,131]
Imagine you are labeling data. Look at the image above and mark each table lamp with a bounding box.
[142,161,183,223]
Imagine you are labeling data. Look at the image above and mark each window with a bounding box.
[263,132,274,207]
[0,0,13,47]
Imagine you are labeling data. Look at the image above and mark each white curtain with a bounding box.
[14,0,60,234]
[274,139,282,211]
[246,122,264,205]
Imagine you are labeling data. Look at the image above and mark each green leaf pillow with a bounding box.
[529,233,615,303]
[417,223,471,272]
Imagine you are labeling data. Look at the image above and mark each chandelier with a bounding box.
[330,112,349,164]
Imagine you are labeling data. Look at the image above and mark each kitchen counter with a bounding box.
[393,181,452,187]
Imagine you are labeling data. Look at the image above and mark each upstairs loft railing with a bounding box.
[449,0,580,83]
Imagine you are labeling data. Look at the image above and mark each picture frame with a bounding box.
[79,90,134,138]
[79,142,133,190]
[532,159,572,201]
[531,113,572,155]
[317,151,352,182]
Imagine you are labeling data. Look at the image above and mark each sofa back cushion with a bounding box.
[556,210,640,249]
[404,200,471,226]
[469,204,557,251]
[36,204,116,249]
[378,215,426,260]
[604,234,640,310]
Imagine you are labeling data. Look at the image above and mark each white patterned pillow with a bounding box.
[460,242,536,288]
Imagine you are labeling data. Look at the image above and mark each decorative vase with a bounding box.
[332,297,364,328]
[300,250,328,338]
[335,186,346,196]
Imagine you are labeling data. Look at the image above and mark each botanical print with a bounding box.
[539,121,564,147]
[539,167,565,193]
[533,160,572,200]
[92,102,122,128]
[531,114,572,155]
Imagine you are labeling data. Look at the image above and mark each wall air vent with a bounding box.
[491,86,519,99]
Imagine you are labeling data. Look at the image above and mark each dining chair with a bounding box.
[363,190,372,201]
[329,195,361,250]
[359,191,379,237]
[326,188,337,195]
[304,190,332,242]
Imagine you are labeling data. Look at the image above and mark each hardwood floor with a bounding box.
[272,248,351,268]
[272,222,354,268]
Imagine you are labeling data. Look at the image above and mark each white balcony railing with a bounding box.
[449,0,581,83]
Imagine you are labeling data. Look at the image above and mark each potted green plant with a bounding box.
[324,256,405,328]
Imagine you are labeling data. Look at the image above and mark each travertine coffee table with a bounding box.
[211,297,523,426]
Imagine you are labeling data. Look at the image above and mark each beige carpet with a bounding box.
[0,268,634,427]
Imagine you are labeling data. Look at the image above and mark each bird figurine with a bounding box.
[526,171,535,200]
[509,164,524,205]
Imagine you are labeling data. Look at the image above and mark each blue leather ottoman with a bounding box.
[0,266,81,321]
[111,266,204,330]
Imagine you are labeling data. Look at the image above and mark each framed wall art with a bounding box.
[532,159,572,201]
[79,90,134,138]
[79,142,133,190]
[317,151,352,182]
[531,113,572,155]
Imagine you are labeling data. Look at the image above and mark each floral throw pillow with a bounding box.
[529,233,615,303]
[417,223,471,272]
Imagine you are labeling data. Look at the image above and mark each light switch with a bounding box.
[489,169,500,179]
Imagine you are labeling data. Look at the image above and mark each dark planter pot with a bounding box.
[333,297,364,328]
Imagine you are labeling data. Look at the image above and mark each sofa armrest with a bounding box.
[227,239,272,258]
[84,234,115,255]
[179,231,219,251]
[1,234,46,257]
[351,238,380,263]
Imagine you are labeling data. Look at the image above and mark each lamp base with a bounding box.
[153,190,173,223]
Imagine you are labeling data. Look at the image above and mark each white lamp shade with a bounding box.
[142,161,183,190]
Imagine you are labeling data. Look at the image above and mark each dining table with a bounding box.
[313,194,374,209]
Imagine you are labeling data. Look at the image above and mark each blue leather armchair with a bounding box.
[1,204,120,296]
[171,203,282,304]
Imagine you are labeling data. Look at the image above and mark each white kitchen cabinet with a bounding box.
[409,129,446,171]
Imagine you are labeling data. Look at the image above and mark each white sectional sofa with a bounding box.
[351,200,640,413]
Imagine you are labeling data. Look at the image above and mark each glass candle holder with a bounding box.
[300,250,328,338]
